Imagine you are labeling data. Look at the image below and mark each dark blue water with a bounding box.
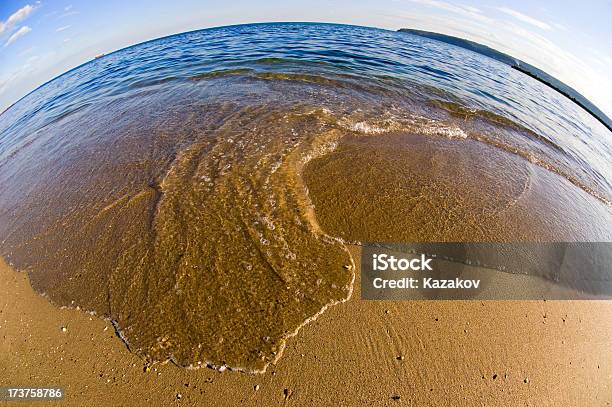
[1,23,610,203]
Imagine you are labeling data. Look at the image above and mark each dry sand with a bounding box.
[1,247,610,406]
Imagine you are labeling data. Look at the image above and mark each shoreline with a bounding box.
[2,248,610,406]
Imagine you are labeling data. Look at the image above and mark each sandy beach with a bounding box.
[1,247,610,406]
[1,23,611,407]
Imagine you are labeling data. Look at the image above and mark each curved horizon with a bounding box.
[1,1,611,118]
[2,21,611,132]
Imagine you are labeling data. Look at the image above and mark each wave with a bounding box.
[0,26,610,373]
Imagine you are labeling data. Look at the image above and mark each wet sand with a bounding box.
[1,24,611,406]
[1,252,610,406]
[2,71,611,372]
[303,131,612,243]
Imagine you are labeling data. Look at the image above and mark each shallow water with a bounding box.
[0,23,610,371]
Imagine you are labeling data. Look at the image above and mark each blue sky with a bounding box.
[1,0,611,116]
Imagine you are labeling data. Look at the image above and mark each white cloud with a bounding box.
[65,5,73,12]
[0,58,36,96]
[56,25,71,32]
[406,0,490,23]
[5,26,32,47]
[0,4,35,34]
[498,7,551,30]
[60,11,79,19]
[462,5,480,14]
[0,77,11,96]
